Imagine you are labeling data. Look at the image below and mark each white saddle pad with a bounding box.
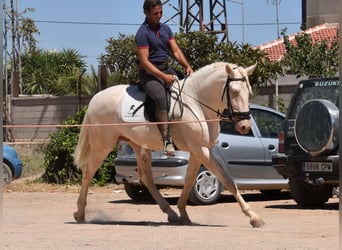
[121,85,147,123]
[121,84,181,123]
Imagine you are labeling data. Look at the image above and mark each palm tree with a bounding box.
[21,48,87,95]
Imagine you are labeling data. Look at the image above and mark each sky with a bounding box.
[15,0,302,68]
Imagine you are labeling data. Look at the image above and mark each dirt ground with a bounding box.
[2,179,339,250]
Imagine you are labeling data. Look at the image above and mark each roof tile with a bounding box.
[256,23,339,61]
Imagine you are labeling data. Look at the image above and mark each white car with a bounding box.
[115,104,288,205]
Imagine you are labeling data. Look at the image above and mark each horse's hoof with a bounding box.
[167,213,179,223]
[250,217,265,228]
[74,212,85,223]
[178,217,192,225]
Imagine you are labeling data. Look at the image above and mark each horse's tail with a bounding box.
[73,112,91,170]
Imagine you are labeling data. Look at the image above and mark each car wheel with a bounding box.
[188,167,221,205]
[3,162,13,185]
[123,183,154,202]
[289,178,332,208]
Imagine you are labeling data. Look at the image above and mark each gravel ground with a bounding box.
[2,179,339,250]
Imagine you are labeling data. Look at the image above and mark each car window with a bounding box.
[250,109,284,138]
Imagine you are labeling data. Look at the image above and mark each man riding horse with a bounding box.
[135,0,193,156]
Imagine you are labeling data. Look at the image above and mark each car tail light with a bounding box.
[278,131,285,153]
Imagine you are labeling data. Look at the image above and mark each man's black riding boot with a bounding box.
[155,110,175,156]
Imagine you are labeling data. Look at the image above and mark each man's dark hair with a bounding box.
[143,0,162,11]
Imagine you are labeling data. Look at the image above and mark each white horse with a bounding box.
[73,62,265,227]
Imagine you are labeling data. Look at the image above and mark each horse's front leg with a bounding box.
[177,155,201,224]
[232,188,265,228]
[204,148,265,228]
[132,145,179,223]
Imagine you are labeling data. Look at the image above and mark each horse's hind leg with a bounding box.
[130,144,179,223]
[177,155,201,224]
[74,152,109,223]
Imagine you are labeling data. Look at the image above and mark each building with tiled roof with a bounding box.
[252,23,339,110]
[256,23,339,62]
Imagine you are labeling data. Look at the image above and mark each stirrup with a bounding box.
[163,137,175,156]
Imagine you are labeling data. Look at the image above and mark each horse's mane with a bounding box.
[194,62,226,74]
[187,62,228,82]
[190,62,253,95]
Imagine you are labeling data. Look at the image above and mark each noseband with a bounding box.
[221,76,251,122]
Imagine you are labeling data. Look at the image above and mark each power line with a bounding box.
[16,19,300,27]
[229,22,300,26]
[33,20,141,26]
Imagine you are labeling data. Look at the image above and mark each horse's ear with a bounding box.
[246,63,257,76]
[225,64,235,76]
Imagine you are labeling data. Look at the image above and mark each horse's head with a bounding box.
[224,63,256,135]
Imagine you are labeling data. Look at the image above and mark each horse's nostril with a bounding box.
[240,125,250,135]
[241,126,247,133]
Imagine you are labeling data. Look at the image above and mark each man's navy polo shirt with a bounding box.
[135,20,174,63]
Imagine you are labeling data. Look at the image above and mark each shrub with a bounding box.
[41,106,117,185]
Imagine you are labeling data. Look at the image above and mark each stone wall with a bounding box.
[6,95,91,141]
[252,83,297,111]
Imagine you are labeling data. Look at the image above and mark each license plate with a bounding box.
[303,162,333,172]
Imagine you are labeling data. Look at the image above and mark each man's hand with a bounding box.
[163,74,177,85]
[185,66,193,76]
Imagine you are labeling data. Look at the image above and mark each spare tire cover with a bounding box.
[295,99,339,156]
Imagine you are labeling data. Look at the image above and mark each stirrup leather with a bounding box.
[163,136,175,156]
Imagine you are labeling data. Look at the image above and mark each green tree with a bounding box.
[174,31,220,70]
[80,65,99,95]
[281,31,339,78]
[21,48,87,95]
[41,107,117,185]
[19,16,40,53]
[101,31,283,89]
[101,33,139,85]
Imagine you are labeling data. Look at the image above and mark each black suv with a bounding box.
[272,77,339,207]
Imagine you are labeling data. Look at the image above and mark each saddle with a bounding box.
[121,84,172,123]
[122,66,185,122]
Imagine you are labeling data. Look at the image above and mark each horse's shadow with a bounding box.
[65,196,226,227]
[68,220,225,227]
[66,218,225,227]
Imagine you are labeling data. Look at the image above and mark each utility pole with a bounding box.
[267,0,282,39]
[266,0,281,110]
[10,0,19,97]
[163,0,229,42]
[163,0,185,32]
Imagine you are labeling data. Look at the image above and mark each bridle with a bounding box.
[221,75,251,122]
[172,73,251,123]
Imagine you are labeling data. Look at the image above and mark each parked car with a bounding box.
[3,144,23,185]
[272,77,339,207]
[115,104,287,205]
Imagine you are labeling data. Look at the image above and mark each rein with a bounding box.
[172,74,250,122]
[171,77,224,118]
